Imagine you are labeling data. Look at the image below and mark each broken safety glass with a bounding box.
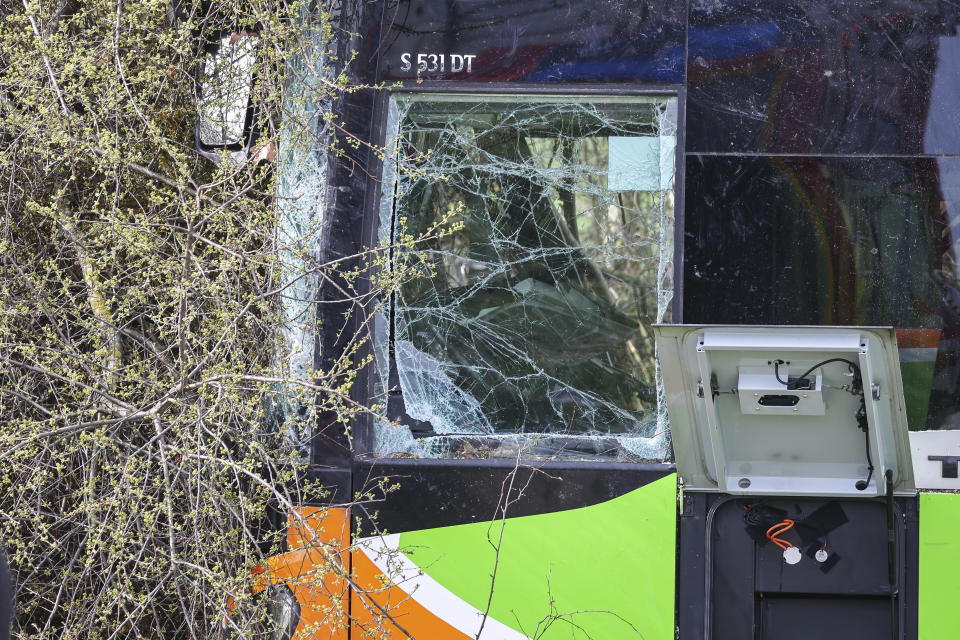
[374,94,677,461]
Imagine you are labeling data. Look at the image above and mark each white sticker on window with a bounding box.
[608,135,676,192]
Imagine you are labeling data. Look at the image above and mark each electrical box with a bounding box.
[655,325,914,497]
[655,325,918,640]
[736,369,824,416]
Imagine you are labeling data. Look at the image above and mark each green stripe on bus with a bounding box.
[920,492,960,639]
[399,473,677,640]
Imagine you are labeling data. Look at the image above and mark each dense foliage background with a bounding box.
[0,1,371,637]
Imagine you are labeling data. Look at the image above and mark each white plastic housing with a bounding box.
[654,325,915,497]
[737,369,825,416]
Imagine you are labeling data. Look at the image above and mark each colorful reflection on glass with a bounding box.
[687,0,960,154]
[684,155,960,430]
[377,0,685,83]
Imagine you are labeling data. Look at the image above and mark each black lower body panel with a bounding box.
[679,491,918,640]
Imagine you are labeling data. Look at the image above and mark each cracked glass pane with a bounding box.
[271,7,331,453]
[376,94,676,461]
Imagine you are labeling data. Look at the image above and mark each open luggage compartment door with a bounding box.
[655,325,918,640]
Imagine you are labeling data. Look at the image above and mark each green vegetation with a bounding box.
[0,2,374,637]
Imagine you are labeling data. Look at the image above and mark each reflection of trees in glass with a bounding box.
[389,97,675,456]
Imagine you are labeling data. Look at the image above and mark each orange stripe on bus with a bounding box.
[268,506,350,640]
[895,328,942,349]
[350,548,473,640]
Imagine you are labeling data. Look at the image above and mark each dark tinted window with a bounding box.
[378,0,685,83]
[684,155,960,431]
[687,0,960,154]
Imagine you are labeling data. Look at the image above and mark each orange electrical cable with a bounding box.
[766,519,796,550]
[768,537,790,551]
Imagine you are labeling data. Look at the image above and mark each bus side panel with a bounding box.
[919,493,960,639]
[349,470,677,640]
[268,507,351,640]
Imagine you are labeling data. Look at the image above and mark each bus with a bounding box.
[198,1,960,638]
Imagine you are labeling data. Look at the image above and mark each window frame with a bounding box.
[346,83,686,461]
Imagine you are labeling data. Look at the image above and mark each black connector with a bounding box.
[774,361,816,390]
[743,503,788,528]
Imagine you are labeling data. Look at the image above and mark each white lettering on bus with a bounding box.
[399,53,475,74]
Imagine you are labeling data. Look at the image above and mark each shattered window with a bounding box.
[375,94,677,461]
